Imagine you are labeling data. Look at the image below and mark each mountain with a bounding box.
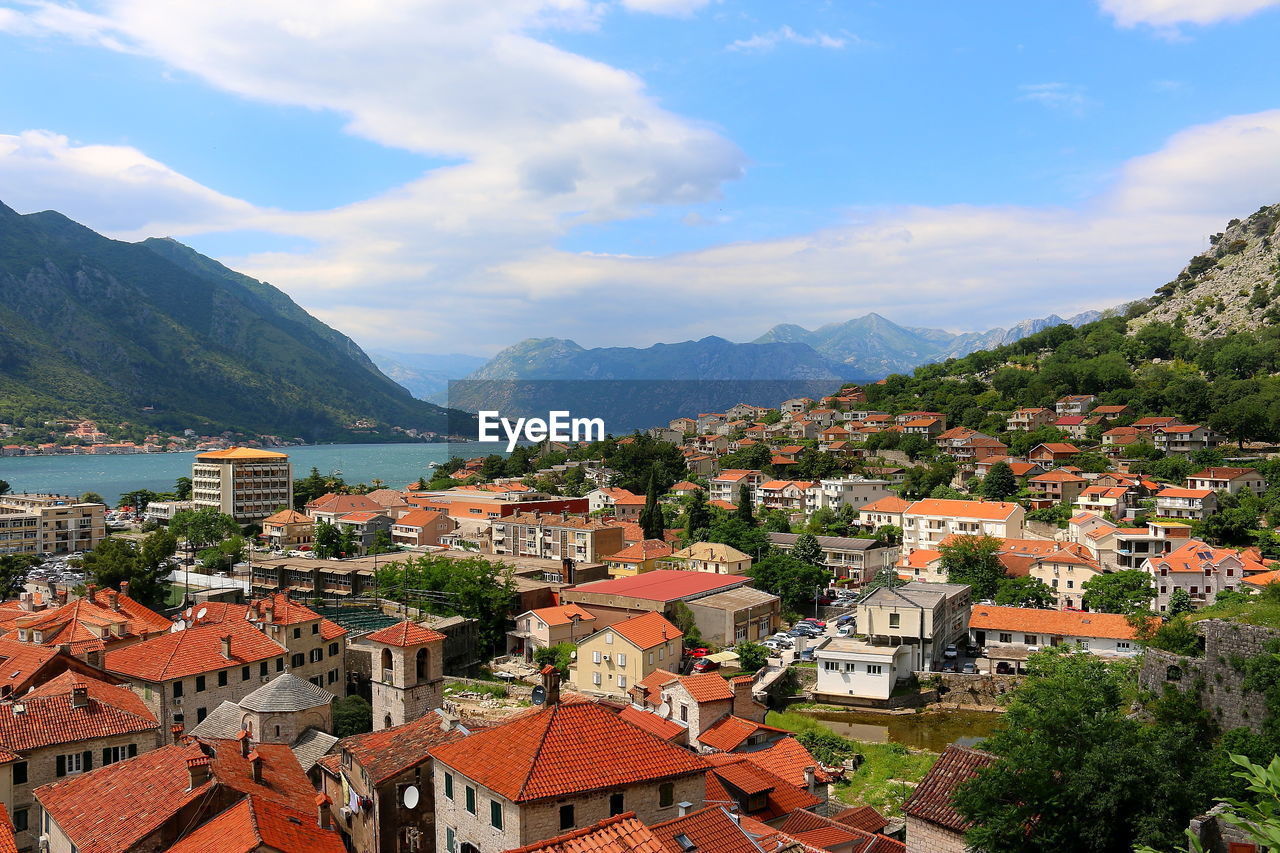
[450,336,872,432]
[1133,202,1280,338]
[754,310,1103,376]
[367,350,488,403]
[0,200,466,441]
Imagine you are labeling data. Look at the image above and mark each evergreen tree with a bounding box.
[791,533,824,567]
[640,467,664,540]
[735,492,756,526]
[685,488,711,540]
[980,461,1018,501]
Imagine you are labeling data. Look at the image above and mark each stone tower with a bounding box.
[365,620,446,730]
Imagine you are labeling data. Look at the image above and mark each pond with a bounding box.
[795,708,1004,753]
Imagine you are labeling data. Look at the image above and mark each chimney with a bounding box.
[55,588,68,606]
[119,580,130,599]
[187,755,212,790]
[540,664,561,707]
[248,750,263,783]
[70,683,89,709]
[677,801,694,818]
[238,730,252,758]
[107,590,120,612]
[171,723,185,743]
[804,766,817,794]
[316,793,332,829]
[221,635,232,660]
[18,592,32,612]
[86,583,98,602]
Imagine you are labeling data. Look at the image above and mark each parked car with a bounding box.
[941,662,957,673]
[687,647,710,658]
[692,658,720,673]
[798,619,827,628]
[995,661,1014,675]
[836,625,854,638]
[762,639,785,653]
[943,644,959,659]
[965,644,982,658]
[798,648,817,662]
[962,662,977,674]
[835,613,857,625]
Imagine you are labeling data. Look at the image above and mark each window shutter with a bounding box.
[56,755,65,777]
[128,743,138,758]
[83,750,93,771]
[102,748,111,766]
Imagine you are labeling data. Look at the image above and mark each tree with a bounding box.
[337,525,358,557]
[685,489,711,541]
[174,477,193,501]
[750,552,828,613]
[81,530,177,605]
[1167,587,1195,617]
[669,601,703,648]
[735,642,769,673]
[533,642,576,675]
[333,695,373,737]
[369,528,395,555]
[0,554,40,597]
[980,462,1018,501]
[374,554,515,650]
[79,491,105,505]
[639,467,664,541]
[120,489,159,513]
[791,533,824,568]
[170,508,239,557]
[706,517,771,561]
[939,535,1006,600]
[313,520,340,559]
[1081,569,1155,614]
[735,493,756,526]
[955,647,1214,852]
[994,575,1056,608]
[0,479,9,496]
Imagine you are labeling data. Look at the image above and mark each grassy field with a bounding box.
[766,709,940,816]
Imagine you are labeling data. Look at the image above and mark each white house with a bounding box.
[813,638,915,704]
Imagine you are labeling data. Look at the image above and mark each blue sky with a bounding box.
[2,0,1280,356]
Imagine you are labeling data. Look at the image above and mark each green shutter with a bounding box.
[83,750,93,771]
[55,755,65,777]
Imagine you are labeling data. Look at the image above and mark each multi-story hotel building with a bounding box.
[0,494,106,554]
[191,447,293,523]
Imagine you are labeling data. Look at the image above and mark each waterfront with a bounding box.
[797,708,1003,752]
[0,442,511,506]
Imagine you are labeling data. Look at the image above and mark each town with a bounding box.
[0,366,1278,853]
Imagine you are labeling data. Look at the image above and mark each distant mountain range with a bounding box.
[367,350,488,403]
[0,200,466,441]
[753,310,1103,377]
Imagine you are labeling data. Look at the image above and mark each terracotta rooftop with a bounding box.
[325,710,466,785]
[0,805,15,853]
[262,509,311,525]
[905,499,1021,521]
[429,701,708,803]
[503,813,666,853]
[527,604,596,628]
[969,605,1136,640]
[616,705,685,741]
[164,795,346,853]
[650,806,773,853]
[364,620,447,647]
[703,754,822,821]
[196,446,288,459]
[104,619,285,681]
[0,671,158,752]
[903,744,995,833]
[606,611,683,650]
[696,715,788,752]
[735,736,834,786]
[567,571,750,603]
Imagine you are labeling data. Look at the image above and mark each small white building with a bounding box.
[968,605,1140,661]
[813,638,914,704]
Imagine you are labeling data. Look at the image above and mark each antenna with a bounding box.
[403,785,420,809]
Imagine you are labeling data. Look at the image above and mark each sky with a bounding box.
[3,0,1280,357]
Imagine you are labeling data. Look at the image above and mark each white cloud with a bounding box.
[727,26,852,52]
[1017,83,1092,115]
[1099,0,1280,27]
[3,4,1280,355]
[619,0,712,17]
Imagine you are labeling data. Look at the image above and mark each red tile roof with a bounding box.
[903,744,994,832]
[677,673,735,703]
[616,706,685,741]
[696,715,788,752]
[703,754,821,820]
[832,806,889,834]
[1191,467,1258,481]
[165,795,346,853]
[905,499,1021,521]
[305,493,384,514]
[6,590,171,654]
[429,701,708,802]
[736,736,834,786]
[859,496,911,514]
[634,669,681,705]
[650,806,767,853]
[0,804,15,853]
[104,619,285,681]
[327,711,465,785]
[0,672,157,751]
[969,605,1135,640]
[608,540,675,563]
[0,638,62,694]
[364,620,446,647]
[607,611,683,650]
[528,604,597,628]
[35,738,317,853]
[394,508,449,528]
[503,813,666,853]
[568,571,750,603]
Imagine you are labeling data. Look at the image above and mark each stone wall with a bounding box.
[1137,619,1280,734]
[927,672,1021,709]
[904,815,969,853]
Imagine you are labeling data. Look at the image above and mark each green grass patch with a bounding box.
[443,681,508,699]
[766,710,939,816]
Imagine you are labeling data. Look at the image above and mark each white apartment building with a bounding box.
[191,447,293,523]
[901,499,1025,550]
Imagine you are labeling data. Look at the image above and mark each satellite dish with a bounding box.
[244,609,254,621]
[657,702,671,719]
[184,608,193,619]
[170,621,185,632]
[196,607,208,621]
[403,785,420,809]
[531,685,546,705]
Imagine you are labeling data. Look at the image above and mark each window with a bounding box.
[559,805,575,830]
[593,672,602,686]
[465,786,476,815]
[823,661,839,672]
[1066,580,1074,589]
[312,623,320,634]
[658,647,664,660]
[446,828,457,853]
[659,783,675,808]
[57,751,91,777]
[609,793,625,816]
[329,642,340,656]
[616,653,627,667]
[888,613,900,629]
[293,628,302,639]
[218,670,228,687]
[195,675,206,692]
[172,680,184,698]
[242,666,251,681]
[276,658,285,672]
[680,704,689,722]
[13,761,27,785]
[197,707,208,722]
[102,744,137,765]
[844,663,857,673]
[260,661,269,677]
[491,800,504,829]
[445,773,454,799]
[311,648,323,663]
[292,653,305,668]
[12,808,26,833]
[618,675,627,688]
[605,633,613,645]
[1024,635,1037,645]
[1117,641,1132,650]
[648,653,654,665]
[592,651,602,664]
[329,669,338,684]
[998,633,1012,644]
[1078,641,1090,651]
[867,664,883,675]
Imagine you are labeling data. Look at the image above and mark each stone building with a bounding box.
[903,744,995,853]
[429,699,708,853]
[365,620,446,731]
[317,709,468,853]
[188,672,338,771]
